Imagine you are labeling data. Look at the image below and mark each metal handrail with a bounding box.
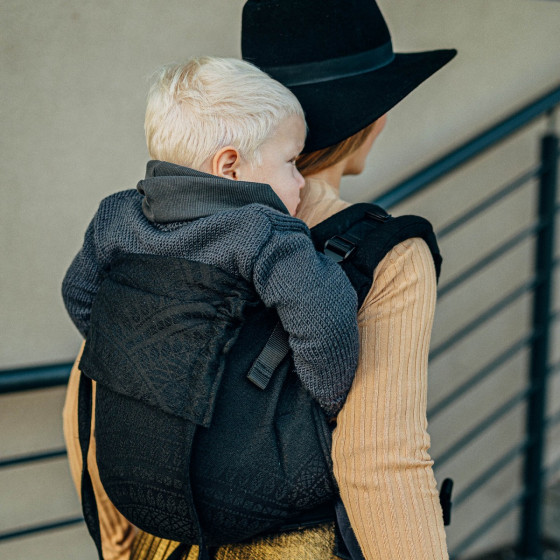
[373,83,560,208]
[0,362,73,394]
[428,332,535,419]
[438,165,542,239]
[430,277,537,361]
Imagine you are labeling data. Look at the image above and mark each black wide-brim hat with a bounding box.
[242,0,457,153]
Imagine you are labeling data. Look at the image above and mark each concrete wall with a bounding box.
[1,1,560,558]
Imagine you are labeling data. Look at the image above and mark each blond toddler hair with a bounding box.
[145,57,305,169]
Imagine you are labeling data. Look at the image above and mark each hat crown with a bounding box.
[242,0,392,68]
[241,0,456,154]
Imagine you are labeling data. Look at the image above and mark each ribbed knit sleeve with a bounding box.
[61,190,140,338]
[331,237,448,559]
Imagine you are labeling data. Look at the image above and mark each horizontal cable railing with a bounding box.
[0,362,73,394]
[452,493,527,560]
[373,83,560,208]
[437,165,542,239]
[453,441,530,508]
[430,277,538,361]
[0,449,67,469]
[437,224,541,299]
[0,517,84,543]
[1,82,559,557]
[428,332,535,419]
[435,387,533,469]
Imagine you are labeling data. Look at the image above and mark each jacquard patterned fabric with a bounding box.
[81,252,338,544]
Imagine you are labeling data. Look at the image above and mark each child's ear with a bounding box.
[212,146,241,180]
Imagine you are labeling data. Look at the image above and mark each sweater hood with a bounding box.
[137,160,289,223]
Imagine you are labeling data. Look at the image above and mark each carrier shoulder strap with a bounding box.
[310,202,441,305]
[247,202,441,390]
[77,374,103,559]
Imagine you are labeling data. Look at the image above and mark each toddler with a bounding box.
[62,57,359,415]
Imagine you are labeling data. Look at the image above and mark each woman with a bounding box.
[63,1,456,558]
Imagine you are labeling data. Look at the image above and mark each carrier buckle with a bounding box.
[324,236,356,263]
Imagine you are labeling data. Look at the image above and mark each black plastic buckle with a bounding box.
[324,236,356,263]
[366,208,392,222]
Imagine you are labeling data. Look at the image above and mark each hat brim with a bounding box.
[289,49,457,153]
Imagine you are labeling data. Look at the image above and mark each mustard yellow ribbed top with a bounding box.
[62,178,448,559]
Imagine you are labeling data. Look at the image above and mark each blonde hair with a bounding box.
[297,121,378,177]
[145,57,305,169]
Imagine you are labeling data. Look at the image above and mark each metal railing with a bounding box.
[1,83,560,559]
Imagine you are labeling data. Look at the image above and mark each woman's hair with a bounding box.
[297,121,377,176]
[145,57,305,169]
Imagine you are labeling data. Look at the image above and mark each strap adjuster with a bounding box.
[324,236,356,263]
[247,323,289,390]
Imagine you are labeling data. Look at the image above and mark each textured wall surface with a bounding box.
[1,1,560,558]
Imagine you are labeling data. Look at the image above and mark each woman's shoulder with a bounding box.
[364,236,437,310]
[377,236,436,274]
[297,177,438,298]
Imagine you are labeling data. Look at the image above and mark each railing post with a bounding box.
[519,123,558,559]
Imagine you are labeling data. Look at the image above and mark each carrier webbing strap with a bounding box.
[247,323,289,390]
[179,423,211,560]
[77,373,103,560]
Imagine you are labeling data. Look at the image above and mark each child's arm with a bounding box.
[252,217,359,416]
[62,219,105,338]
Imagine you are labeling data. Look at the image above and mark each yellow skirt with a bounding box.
[130,523,339,560]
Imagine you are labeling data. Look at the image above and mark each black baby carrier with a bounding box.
[77,203,442,559]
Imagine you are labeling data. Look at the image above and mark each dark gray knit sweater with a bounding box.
[62,161,359,414]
